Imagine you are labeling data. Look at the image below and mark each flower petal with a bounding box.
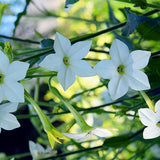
[6,61,29,81]
[39,54,62,71]
[69,41,92,60]
[143,126,160,139]
[138,108,157,126]
[130,50,151,70]
[108,75,128,100]
[110,39,130,66]
[0,85,4,103]
[0,103,18,113]
[126,70,150,90]
[155,99,160,113]
[70,60,96,77]
[0,112,20,131]
[3,81,25,102]
[62,132,93,141]
[91,128,113,137]
[0,50,9,74]
[57,65,75,91]
[54,32,71,57]
[29,141,45,158]
[94,59,117,79]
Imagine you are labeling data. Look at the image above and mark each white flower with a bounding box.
[29,140,54,160]
[63,128,113,141]
[0,51,29,102]
[39,32,95,91]
[138,99,160,139]
[29,141,46,159]
[94,39,151,100]
[0,103,20,133]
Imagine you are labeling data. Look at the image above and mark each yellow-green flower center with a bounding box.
[117,64,125,75]
[0,74,4,84]
[63,56,70,66]
[157,121,160,126]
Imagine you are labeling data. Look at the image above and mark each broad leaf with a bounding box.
[137,17,160,40]
[122,8,150,36]
[40,39,54,48]
[65,0,79,8]
[103,134,131,147]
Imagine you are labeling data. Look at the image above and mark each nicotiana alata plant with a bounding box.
[0,0,160,159]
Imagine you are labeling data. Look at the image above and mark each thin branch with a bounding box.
[39,145,104,160]
[0,34,39,44]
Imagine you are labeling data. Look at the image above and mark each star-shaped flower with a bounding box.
[63,128,113,141]
[29,140,56,160]
[94,39,151,100]
[138,99,160,139]
[0,51,29,102]
[39,32,95,91]
[0,103,20,133]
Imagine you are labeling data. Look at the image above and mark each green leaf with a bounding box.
[103,134,131,147]
[40,39,54,48]
[137,17,160,40]
[0,2,10,25]
[122,8,150,36]
[34,29,44,38]
[65,0,79,8]
[114,0,148,9]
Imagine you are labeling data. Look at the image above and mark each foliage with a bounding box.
[0,0,160,160]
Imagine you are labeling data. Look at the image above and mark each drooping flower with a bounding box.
[63,128,113,141]
[94,39,151,100]
[39,32,95,91]
[0,50,29,102]
[0,103,20,133]
[138,99,160,139]
[25,90,69,149]
[49,84,113,141]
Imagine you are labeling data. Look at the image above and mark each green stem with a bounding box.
[20,49,53,61]
[147,3,160,9]
[24,90,52,129]
[49,78,92,131]
[0,34,39,44]
[69,84,104,100]
[71,22,126,43]
[34,78,40,101]
[24,90,69,148]
[139,91,155,112]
